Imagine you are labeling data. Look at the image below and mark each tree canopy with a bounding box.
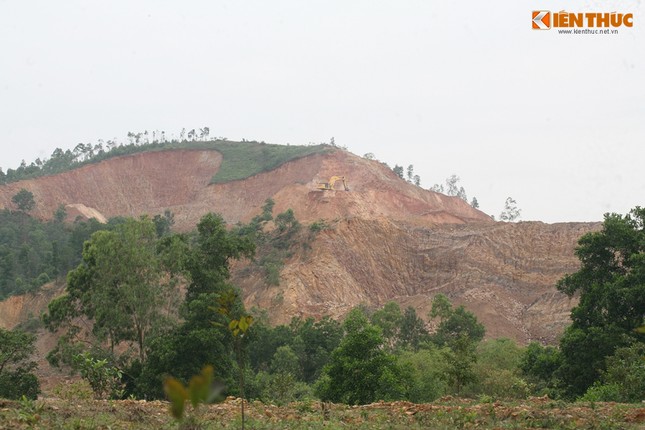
[556,207,645,397]
[45,217,180,363]
[11,188,36,212]
[316,308,405,404]
[0,327,40,399]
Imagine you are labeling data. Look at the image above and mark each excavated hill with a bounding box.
[0,146,599,344]
[0,148,490,228]
[239,219,598,344]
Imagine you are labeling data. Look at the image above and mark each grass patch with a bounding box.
[209,142,329,184]
[2,138,330,185]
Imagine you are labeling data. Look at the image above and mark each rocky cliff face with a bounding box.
[0,147,598,344]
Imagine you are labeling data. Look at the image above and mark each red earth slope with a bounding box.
[0,147,597,344]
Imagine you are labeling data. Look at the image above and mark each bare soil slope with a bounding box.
[239,219,598,343]
[0,147,598,344]
[0,148,490,228]
[0,150,222,225]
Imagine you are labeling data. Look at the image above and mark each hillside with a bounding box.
[0,146,489,229]
[239,219,597,344]
[0,144,597,345]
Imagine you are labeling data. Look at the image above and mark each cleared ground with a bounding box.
[1,396,644,429]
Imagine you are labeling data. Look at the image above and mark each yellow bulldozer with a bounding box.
[317,176,349,191]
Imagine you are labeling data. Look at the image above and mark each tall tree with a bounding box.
[46,217,179,362]
[446,175,460,196]
[135,213,255,399]
[429,294,485,395]
[317,308,405,404]
[398,306,428,351]
[12,188,36,212]
[184,213,254,301]
[499,197,521,221]
[371,301,403,350]
[556,207,645,397]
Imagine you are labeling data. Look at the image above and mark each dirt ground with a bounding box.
[1,395,644,430]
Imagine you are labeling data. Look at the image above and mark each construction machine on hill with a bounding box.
[317,176,349,191]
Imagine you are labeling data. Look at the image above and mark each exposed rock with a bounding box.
[238,218,598,344]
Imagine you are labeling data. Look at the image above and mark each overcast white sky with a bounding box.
[1,1,643,223]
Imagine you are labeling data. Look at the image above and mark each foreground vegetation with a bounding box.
[2,198,645,429]
[1,395,644,430]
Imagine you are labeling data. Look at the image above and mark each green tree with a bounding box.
[215,290,254,430]
[499,197,520,221]
[12,188,36,212]
[580,343,645,402]
[398,347,449,402]
[135,213,254,399]
[270,345,302,378]
[556,207,645,397]
[429,294,485,395]
[45,217,179,364]
[446,174,460,196]
[392,165,404,179]
[316,308,405,404]
[289,316,343,383]
[520,341,562,397]
[431,174,470,198]
[469,338,529,399]
[53,204,67,223]
[0,328,40,399]
[152,209,175,237]
[406,165,414,182]
[430,294,485,347]
[73,351,124,399]
[184,213,254,301]
[246,319,292,373]
[430,183,445,193]
[398,306,428,351]
[371,301,403,350]
[440,335,478,395]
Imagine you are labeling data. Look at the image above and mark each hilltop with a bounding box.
[0,142,598,344]
[0,143,488,228]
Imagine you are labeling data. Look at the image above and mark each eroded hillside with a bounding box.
[0,148,490,228]
[238,219,598,343]
[0,146,598,344]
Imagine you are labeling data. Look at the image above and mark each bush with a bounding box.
[0,328,40,400]
[398,348,449,402]
[309,219,329,233]
[73,352,124,400]
[0,371,40,400]
[579,343,645,403]
[579,382,622,402]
